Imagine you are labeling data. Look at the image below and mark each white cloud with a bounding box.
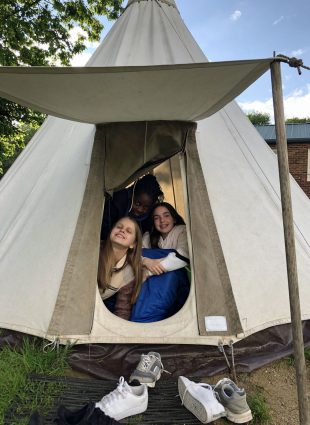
[292,88,303,96]
[238,84,310,122]
[70,51,92,66]
[230,10,242,21]
[283,84,310,119]
[273,16,284,25]
[238,98,274,120]
[291,48,304,57]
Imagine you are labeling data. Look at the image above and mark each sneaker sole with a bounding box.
[226,409,253,424]
[108,403,148,421]
[178,378,225,424]
[129,371,161,388]
[146,371,161,388]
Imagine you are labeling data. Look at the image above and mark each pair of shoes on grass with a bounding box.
[178,376,253,424]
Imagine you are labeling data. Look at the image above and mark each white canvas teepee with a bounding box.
[0,0,310,346]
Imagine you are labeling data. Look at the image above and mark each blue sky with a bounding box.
[177,0,310,120]
[72,0,310,121]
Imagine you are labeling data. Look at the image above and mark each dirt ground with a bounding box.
[203,358,310,425]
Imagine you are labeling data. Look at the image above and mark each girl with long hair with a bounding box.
[142,202,189,275]
[130,203,190,323]
[98,217,143,320]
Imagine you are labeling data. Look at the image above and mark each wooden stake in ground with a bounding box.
[270,59,310,425]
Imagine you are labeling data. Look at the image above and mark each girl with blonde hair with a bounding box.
[98,217,143,320]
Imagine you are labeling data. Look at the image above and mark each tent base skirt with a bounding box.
[70,321,310,379]
[1,321,309,380]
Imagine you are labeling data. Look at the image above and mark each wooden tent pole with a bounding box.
[270,60,310,425]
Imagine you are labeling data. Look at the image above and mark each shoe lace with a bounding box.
[138,354,171,375]
[180,382,213,405]
[100,377,129,407]
[138,354,154,371]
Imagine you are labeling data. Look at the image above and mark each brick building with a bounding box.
[256,123,310,198]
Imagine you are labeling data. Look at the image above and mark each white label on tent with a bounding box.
[205,316,228,332]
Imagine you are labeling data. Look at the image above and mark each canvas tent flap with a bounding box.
[98,121,195,191]
[186,131,243,336]
[47,133,105,336]
[0,60,272,124]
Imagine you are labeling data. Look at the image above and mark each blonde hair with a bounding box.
[98,217,143,303]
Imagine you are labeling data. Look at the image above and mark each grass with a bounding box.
[286,346,310,366]
[0,337,72,425]
[248,390,272,424]
[305,346,310,362]
[126,414,144,424]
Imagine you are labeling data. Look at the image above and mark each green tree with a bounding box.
[0,123,40,178]
[0,0,123,137]
[0,0,123,177]
[247,111,271,125]
[285,117,310,123]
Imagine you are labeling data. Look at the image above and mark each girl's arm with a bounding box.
[159,252,188,272]
[143,257,166,275]
[142,231,166,275]
[143,252,188,275]
[142,227,190,275]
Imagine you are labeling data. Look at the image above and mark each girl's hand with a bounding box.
[143,258,166,275]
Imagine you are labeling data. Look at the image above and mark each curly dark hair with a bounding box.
[133,174,164,203]
[149,202,185,248]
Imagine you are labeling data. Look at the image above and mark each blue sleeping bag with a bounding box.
[130,248,190,323]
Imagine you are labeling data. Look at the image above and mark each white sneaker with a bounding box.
[178,376,226,424]
[95,376,148,420]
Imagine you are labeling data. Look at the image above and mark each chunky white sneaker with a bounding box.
[213,378,253,424]
[178,376,226,424]
[129,352,164,388]
[95,377,148,420]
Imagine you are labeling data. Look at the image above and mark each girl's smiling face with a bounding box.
[131,193,153,217]
[153,206,175,237]
[110,217,136,249]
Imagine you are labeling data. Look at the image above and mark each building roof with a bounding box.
[255,123,310,143]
